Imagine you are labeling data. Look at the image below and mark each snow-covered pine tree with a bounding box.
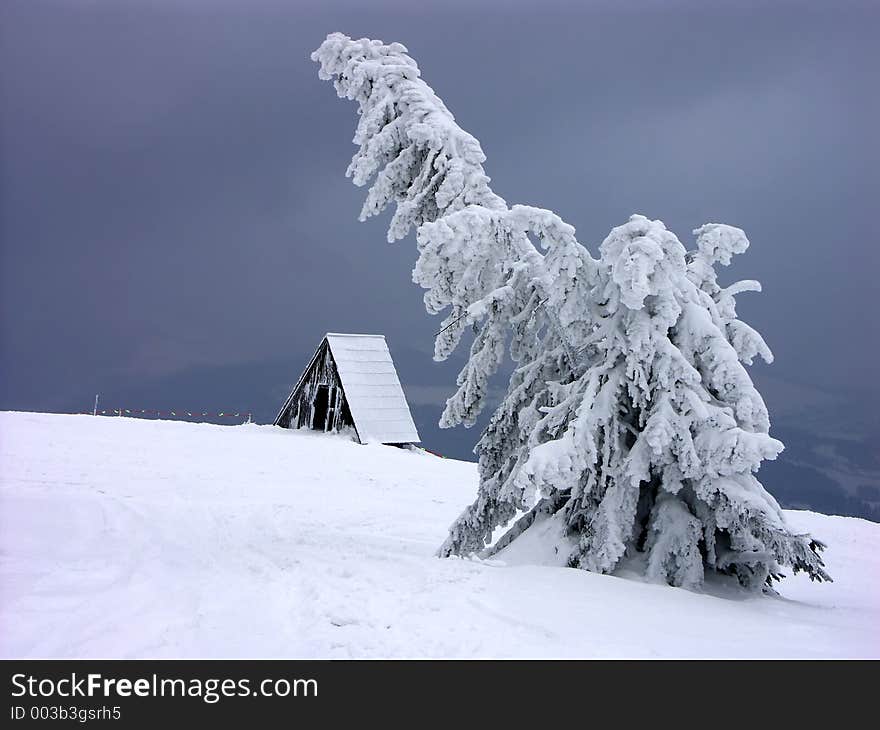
[311,32,830,591]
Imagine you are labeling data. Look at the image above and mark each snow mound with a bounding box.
[1,411,877,658]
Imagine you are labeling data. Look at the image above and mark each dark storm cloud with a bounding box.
[1,1,877,496]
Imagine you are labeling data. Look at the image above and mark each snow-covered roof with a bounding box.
[325,333,420,445]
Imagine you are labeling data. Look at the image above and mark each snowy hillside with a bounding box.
[1,411,877,658]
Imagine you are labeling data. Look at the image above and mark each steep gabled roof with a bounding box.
[325,334,420,445]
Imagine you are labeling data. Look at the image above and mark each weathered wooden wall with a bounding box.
[276,340,355,437]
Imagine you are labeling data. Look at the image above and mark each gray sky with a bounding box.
[1,1,877,510]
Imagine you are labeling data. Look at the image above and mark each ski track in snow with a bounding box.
[1,411,877,658]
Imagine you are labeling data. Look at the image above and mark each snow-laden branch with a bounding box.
[312,34,594,382]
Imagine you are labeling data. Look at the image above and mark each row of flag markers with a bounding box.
[94,409,252,419]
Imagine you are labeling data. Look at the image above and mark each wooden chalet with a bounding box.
[274,333,420,446]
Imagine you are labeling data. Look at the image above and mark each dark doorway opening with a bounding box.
[312,384,330,431]
[326,386,337,431]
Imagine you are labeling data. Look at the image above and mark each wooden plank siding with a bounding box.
[275,340,357,439]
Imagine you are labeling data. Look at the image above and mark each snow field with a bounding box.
[1,412,877,658]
